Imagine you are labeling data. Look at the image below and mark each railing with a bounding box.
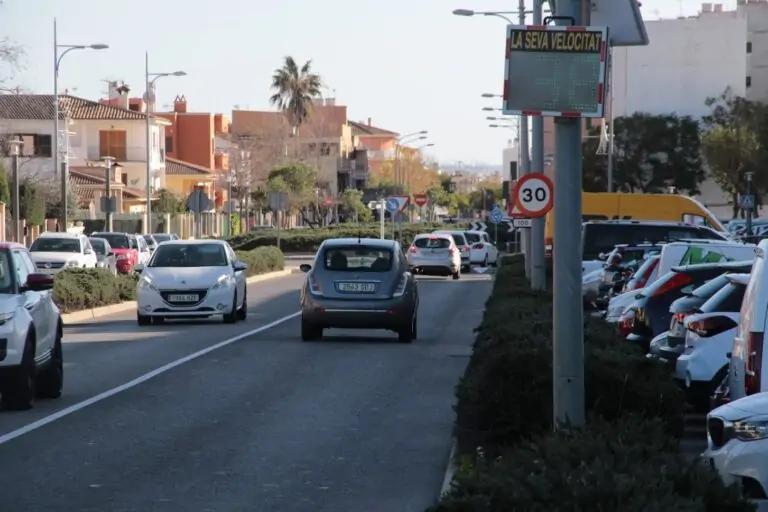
[366,149,395,160]
[86,145,149,162]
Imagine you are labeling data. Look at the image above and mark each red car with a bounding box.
[90,232,139,273]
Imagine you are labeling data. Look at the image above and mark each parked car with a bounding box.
[88,237,117,275]
[142,234,158,253]
[463,230,499,267]
[623,253,661,293]
[675,273,748,411]
[151,233,180,243]
[433,230,471,272]
[29,232,98,274]
[406,233,461,279]
[91,232,140,274]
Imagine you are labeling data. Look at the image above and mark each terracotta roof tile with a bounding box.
[348,120,398,137]
[165,158,213,175]
[0,94,151,121]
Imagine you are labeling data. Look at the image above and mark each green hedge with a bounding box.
[228,222,467,252]
[431,253,753,510]
[53,246,285,314]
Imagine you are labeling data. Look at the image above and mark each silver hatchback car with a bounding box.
[406,233,461,279]
[299,238,419,343]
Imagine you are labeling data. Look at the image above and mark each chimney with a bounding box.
[115,83,130,110]
[702,2,712,12]
[325,97,336,106]
[367,117,372,126]
[173,94,187,113]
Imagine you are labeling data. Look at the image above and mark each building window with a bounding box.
[128,104,139,111]
[32,134,52,157]
[165,136,174,153]
[748,41,753,53]
[747,76,752,88]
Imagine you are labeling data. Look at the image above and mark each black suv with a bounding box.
[581,220,730,261]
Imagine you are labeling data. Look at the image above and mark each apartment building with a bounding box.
[348,118,398,174]
[230,97,369,195]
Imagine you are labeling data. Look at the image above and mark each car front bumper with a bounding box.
[137,285,236,317]
[302,293,415,330]
[705,438,768,496]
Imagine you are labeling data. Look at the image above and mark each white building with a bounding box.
[611,0,768,217]
[0,93,169,212]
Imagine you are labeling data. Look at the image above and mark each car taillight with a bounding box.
[393,273,408,297]
[687,316,738,338]
[308,273,323,295]
[619,308,636,337]
[472,243,484,250]
[461,246,470,253]
[409,246,417,253]
[545,237,553,257]
[747,331,765,395]
[652,272,692,297]
[449,248,455,255]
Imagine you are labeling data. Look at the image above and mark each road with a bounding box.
[0,267,492,512]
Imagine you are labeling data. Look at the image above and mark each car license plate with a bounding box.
[338,282,375,293]
[168,294,199,302]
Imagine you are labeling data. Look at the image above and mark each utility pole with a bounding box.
[746,171,755,238]
[518,0,532,279]
[552,0,586,429]
[8,140,22,243]
[103,157,115,232]
[529,0,546,291]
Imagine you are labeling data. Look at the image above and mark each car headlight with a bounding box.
[734,416,768,442]
[66,260,79,267]
[0,311,15,325]
[137,276,158,292]
[211,275,232,290]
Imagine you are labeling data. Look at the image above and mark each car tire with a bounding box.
[1,336,36,411]
[237,288,247,321]
[37,324,63,399]
[398,313,415,344]
[223,293,238,324]
[137,313,152,326]
[301,317,323,341]
[152,316,165,325]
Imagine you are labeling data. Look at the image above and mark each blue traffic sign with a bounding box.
[491,203,500,212]
[490,209,503,224]
[385,197,399,213]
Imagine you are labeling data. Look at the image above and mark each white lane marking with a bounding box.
[0,311,301,446]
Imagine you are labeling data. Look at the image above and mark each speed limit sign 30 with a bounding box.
[513,173,554,218]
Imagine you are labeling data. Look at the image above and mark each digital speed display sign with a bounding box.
[502,25,608,118]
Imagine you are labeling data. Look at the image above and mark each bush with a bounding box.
[228,222,465,252]
[432,415,754,512]
[53,246,286,313]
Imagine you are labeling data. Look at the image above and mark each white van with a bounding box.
[653,240,757,285]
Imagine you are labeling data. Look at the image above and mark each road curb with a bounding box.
[439,439,458,497]
[61,267,299,324]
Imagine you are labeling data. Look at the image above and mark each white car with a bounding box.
[0,243,63,411]
[705,392,768,499]
[674,273,748,411]
[29,232,98,274]
[406,233,462,279]
[464,231,499,267]
[135,240,248,325]
[433,230,471,272]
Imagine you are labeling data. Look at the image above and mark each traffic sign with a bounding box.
[514,173,554,218]
[186,189,211,212]
[502,25,608,118]
[513,218,532,228]
[413,193,428,207]
[739,194,755,210]
[385,195,410,213]
[490,206,503,224]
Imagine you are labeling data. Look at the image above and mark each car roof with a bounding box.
[433,230,467,236]
[92,231,129,236]
[157,239,228,246]
[583,220,704,227]
[613,243,665,249]
[321,238,397,249]
[37,231,83,238]
[0,242,28,250]
[671,260,753,273]
[413,232,452,239]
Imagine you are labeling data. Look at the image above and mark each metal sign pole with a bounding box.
[529,0,547,291]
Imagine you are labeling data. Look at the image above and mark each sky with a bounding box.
[1,0,736,166]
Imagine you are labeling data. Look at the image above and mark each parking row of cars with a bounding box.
[584,223,768,498]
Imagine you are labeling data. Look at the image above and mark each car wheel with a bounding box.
[223,293,238,324]
[301,317,323,341]
[36,323,63,399]
[237,288,247,321]
[398,314,414,344]
[137,313,152,326]
[1,336,36,411]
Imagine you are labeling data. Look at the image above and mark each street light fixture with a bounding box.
[481,93,501,98]
[452,8,515,23]
[395,132,428,186]
[53,18,109,232]
[145,51,187,232]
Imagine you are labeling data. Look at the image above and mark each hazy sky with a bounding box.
[2,0,734,165]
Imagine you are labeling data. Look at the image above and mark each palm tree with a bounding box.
[269,56,323,136]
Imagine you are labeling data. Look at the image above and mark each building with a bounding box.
[0,92,168,212]
[69,163,146,213]
[230,97,369,195]
[348,118,398,174]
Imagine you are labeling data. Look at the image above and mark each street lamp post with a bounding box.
[394,131,427,188]
[8,139,22,242]
[102,156,116,232]
[53,18,108,232]
[144,51,186,233]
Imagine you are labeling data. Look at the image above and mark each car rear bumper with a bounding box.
[302,294,415,330]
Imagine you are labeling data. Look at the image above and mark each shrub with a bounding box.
[235,246,285,276]
[53,268,137,313]
[432,415,754,512]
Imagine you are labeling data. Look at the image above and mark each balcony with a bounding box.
[366,149,395,160]
[86,146,148,162]
[214,152,229,171]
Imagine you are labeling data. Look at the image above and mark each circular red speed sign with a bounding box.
[513,173,554,218]
[413,193,428,207]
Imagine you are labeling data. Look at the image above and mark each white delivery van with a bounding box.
[653,240,757,284]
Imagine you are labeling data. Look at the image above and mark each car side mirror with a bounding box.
[233,260,248,271]
[299,264,312,273]
[134,263,145,273]
[107,251,115,257]
[727,351,732,359]
[24,273,54,292]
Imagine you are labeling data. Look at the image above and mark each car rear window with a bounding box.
[701,282,746,313]
[583,225,714,260]
[449,234,466,246]
[323,246,393,272]
[464,232,481,243]
[95,233,130,249]
[414,237,451,249]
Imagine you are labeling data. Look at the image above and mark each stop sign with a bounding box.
[413,193,428,207]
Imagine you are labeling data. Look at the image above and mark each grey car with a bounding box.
[88,237,117,275]
[299,238,419,343]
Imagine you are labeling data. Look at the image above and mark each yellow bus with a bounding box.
[544,192,728,252]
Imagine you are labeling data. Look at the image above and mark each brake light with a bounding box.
[652,272,692,297]
[409,246,417,253]
[619,308,636,337]
[687,316,737,338]
[449,247,455,255]
[545,237,553,257]
[673,312,688,324]
[746,331,765,395]
[393,273,408,297]
[461,246,470,253]
[471,243,484,250]
[308,273,323,295]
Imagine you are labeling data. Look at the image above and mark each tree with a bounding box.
[152,188,185,215]
[0,162,10,206]
[267,163,319,226]
[338,188,371,222]
[269,56,323,135]
[18,179,45,226]
[582,114,704,194]
[0,1,24,94]
[468,187,503,213]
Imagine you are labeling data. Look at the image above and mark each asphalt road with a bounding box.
[0,268,493,512]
